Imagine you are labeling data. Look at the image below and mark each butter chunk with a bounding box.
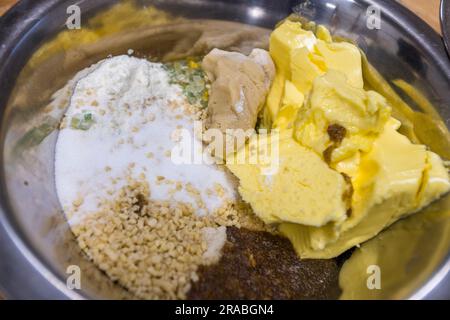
[272,80,304,130]
[269,20,317,76]
[264,20,364,127]
[227,135,348,227]
[289,32,363,93]
[264,21,317,125]
[281,118,450,258]
[264,72,286,127]
[294,71,391,165]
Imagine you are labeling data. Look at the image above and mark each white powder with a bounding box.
[55,55,236,225]
[202,226,227,264]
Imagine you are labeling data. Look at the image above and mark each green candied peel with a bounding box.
[70,112,95,130]
[164,57,209,109]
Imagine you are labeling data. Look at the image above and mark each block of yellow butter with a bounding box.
[272,80,304,130]
[265,21,316,126]
[269,20,317,76]
[280,118,450,258]
[265,20,364,126]
[264,72,287,127]
[232,18,450,261]
[290,39,364,95]
[226,133,349,227]
[294,71,391,166]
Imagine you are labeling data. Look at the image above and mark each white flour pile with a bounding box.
[55,55,236,225]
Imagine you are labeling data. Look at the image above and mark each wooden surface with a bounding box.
[399,0,441,32]
[0,0,443,301]
[0,0,16,16]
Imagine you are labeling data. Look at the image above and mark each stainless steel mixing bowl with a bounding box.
[0,0,449,299]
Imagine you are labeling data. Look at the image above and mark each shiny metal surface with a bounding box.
[0,0,449,299]
[442,0,450,56]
